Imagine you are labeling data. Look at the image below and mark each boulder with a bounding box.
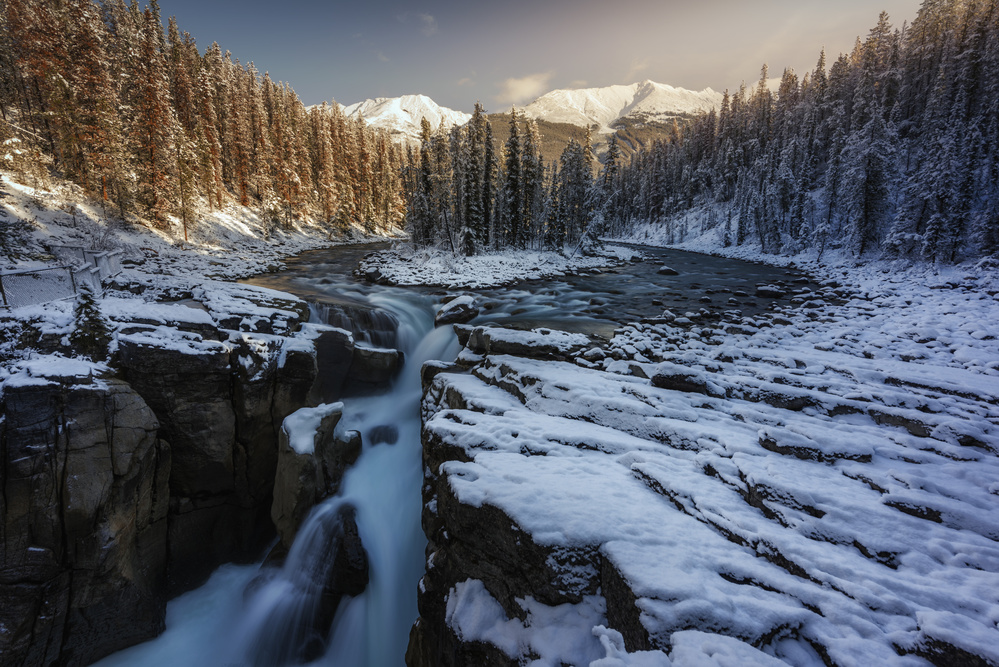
[657,266,679,276]
[348,344,403,389]
[755,284,786,299]
[435,296,479,326]
[0,375,169,667]
[463,326,591,361]
[650,362,710,395]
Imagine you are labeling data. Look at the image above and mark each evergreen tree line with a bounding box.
[404,104,620,255]
[0,0,406,236]
[600,1,999,263]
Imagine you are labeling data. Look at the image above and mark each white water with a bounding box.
[95,289,459,667]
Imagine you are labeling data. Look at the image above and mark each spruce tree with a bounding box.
[502,108,523,247]
[69,283,112,362]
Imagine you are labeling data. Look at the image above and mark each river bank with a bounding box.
[411,265,999,665]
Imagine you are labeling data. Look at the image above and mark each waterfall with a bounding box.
[307,300,401,348]
[233,291,459,666]
[95,288,459,667]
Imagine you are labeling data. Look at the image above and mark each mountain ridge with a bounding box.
[342,80,722,144]
[517,79,723,131]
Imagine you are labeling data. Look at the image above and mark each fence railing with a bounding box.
[0,247,123,309]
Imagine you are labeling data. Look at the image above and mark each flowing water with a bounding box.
[96,243,815,667]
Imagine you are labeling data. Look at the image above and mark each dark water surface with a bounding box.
[244,242,818,340]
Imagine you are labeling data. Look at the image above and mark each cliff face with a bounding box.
[0,374,169,666]
[0,285,397,666]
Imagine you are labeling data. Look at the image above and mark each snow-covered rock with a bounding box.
[273,403,358,547]
[434,295,478,326]
[357,244,635,289]
[411,302,999,666]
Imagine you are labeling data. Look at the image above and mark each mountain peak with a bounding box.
[343,95,471,143]
[518,80,722,131]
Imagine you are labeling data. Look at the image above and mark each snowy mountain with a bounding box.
[518,80,723,131]
[343,94,471,144]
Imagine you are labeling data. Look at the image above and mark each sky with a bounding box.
[156,0,925,112]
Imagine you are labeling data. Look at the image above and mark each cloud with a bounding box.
[625,58,650,83]
[397,12,437,37]
[375,50,390,63]
[457,76,475,87]
[495,72,553,106]
[569,79,589,89]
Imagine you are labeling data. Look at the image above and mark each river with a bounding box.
[94,243,815,667]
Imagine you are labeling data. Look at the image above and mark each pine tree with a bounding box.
[521,119,544,248]
[462,102,486,255]
[482,120,498,249]
[502,108,523,247]
[69,283,112,361]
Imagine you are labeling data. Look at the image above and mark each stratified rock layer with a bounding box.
[409,318,999,666]
[1,287,364,665]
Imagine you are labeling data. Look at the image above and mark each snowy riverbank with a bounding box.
[412,254,999,665]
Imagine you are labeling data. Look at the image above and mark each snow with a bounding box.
[518,80,722,132]
[281,403,344,455]
[423,248,999,665]
[0,355,107,391]
[669,631,790,667]
[591,627,672,667]
[118,326,229,357]
[445,578,608,666]
[360,244,638,289]
[101,297,215,326]
[0,171,389,285]
[437,295,475,313]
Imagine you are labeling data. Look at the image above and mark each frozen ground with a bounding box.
[4,167,999,665]
[421,253,999,665]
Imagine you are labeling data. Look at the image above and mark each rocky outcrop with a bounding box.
[409,321,999,666]
[271,403,363,548]
[456,324,592,361]
[0,372,169,667]
[0,286,371,665]
[434,296,478,326]
[347,343,403,392]
[116,319,357,595]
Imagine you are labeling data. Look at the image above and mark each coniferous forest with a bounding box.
[407,3,999,264]
[0,0,407,237]
[602,4,999,263]
[1,0,997,264]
